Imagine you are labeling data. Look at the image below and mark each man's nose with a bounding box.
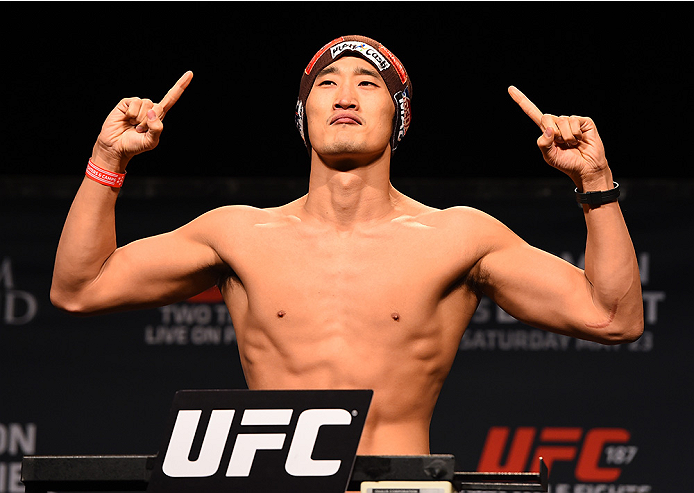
[334,86,358,109]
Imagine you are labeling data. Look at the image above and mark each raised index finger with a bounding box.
[508,85,543,128]
[158,71,194,116]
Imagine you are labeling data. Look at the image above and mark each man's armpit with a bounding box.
[463,258,489,298]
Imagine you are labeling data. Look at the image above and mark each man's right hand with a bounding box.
[91,71,193,171]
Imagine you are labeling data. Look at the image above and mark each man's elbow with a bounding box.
[607,325,644,345]
[50,284,94,316]
[586,294,644,345]
[598,316,645,345]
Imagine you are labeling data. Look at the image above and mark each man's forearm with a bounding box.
[579,168,644,340]
[51,166,122,312]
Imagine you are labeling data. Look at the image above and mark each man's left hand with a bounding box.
[508,86,609,184]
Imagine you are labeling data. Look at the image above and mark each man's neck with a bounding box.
[302,152,398,229]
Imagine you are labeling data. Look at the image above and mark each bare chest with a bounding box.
[221,221,476,331]
[214,214,480,397]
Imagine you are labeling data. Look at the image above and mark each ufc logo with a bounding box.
[478,427,634,482]
[162,408,352,478]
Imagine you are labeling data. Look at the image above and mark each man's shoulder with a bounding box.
[413,205,502,229]
[198,204,290,224]
[190,201,311,238]
[393,191,497,223]
[409,205,519,252]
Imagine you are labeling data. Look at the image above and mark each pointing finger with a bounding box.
[157,71,194,119]
[508,85,543,128]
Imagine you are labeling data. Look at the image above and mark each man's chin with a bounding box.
[319,141,370,156]
[314,142,388,168]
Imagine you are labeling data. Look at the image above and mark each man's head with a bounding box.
[296,35,412,156]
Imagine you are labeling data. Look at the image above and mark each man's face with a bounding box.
[305,56,395,162]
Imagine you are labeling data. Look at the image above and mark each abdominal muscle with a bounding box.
[229,290,473,456]
[242,334,442,455]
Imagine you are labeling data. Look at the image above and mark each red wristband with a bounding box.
[85,159,126,188]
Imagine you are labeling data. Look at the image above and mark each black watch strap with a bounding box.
[575,181,620,206]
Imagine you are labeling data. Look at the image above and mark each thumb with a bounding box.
[145,109,163,141]
[536,126,554,159]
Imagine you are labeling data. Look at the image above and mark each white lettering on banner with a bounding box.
[285,409,352,477]
[162,408,352,478]
[0,423,36,456]
[191,326,222,345]
[145,326,189,345]
[0,259,12,288]
[160,304,212,325]
[0,462,24,493]
[604,446,638,465]
[459,328,655,352]
[637,252,650,286]
[144,304,236,346]
[329,42,391,71]
[0,258,38,326]
[0,423,37,493]
[460,328,572,351]
[642,291,665,325]
[163,410,235,477]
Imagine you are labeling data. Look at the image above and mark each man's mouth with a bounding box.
[330,112,362,125]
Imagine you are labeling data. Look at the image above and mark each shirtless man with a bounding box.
[51,35,644,457]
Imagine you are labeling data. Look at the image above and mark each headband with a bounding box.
[295,35,412,154]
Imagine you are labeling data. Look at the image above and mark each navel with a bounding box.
[391,312,400,322]
[277,310,286,318]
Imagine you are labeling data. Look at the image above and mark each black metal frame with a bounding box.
[21,454,548,492]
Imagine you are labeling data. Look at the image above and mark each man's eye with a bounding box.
[359,80,377,86]
[318,80,335,86]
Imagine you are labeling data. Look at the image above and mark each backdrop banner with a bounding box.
[1,177,691,493]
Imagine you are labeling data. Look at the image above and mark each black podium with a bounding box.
[21,390,548,492]
[21,454,548,492]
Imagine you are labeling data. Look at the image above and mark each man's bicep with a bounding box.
[475,237,603,338]
[79,218,227,314]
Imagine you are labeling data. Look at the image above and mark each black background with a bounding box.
[3,2,691,180]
